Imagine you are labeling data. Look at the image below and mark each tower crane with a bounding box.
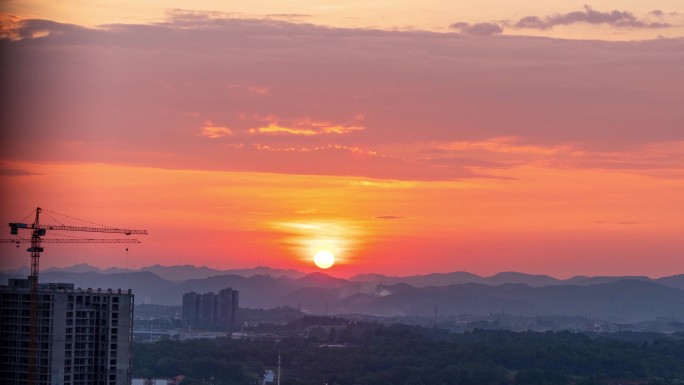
[1,207,147,385]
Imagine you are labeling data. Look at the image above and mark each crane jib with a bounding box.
[9,222,147,235]
[1,238,141,244]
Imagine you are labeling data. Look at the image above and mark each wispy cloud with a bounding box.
[429,138,684,176]
[265,14,312,19]
[374,215,406,220]
[247,86,270,95]
[0,168,38,176]
[593,220,645,225]
[249,118,364,136]
[0,14,24,41]
[2,16,683,181]
[437,137,578,156]
[200,122,233,139]
[514,6,672,30]
[249,123,363,136]
[449,22,503,37]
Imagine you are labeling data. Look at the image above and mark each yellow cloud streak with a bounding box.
[249,123,363,136]
[200,122,233,139]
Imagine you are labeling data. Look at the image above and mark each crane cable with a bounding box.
[41,210,67,227]
[42,208,115,229]
[19,208,36,223]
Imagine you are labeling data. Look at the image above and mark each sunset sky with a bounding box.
[1,1,683,278]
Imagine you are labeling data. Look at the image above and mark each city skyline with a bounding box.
[1,2,683,278]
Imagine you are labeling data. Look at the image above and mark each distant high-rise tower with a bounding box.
[218,288,239,331]
[181,288,239,331]
[0,278,134,385]
[198,292,216,330]
[181,292,199,329]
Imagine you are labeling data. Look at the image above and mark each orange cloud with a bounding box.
[438,137,577,155]
[200,122,233,138]
[431,138,684,176]
[0,14,23,41]
[247,86,270,95]
[249,119,364,136]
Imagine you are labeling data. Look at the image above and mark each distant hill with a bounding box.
[655,274,684,290]
[44,263,104,273]
[564,275,651,286]
[352,271,482,287]
[349,271,684,291]
[2,266,683,321]
[40,271,177,300]
[4,263,304,281]
[350,271,562,287]
[140,264,305,281]
[486,272,560,287]
[336,280,684,322]
[345,282,545,317]
[5,264,680,290]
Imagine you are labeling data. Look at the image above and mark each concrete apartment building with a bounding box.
[182,288,239,331]
[0,278,134,385]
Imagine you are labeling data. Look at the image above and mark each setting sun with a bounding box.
[313,250,335,269]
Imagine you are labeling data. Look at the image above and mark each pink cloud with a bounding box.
[514,6,672,30]
[1,16,683,181]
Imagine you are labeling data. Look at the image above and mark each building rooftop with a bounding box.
[1,278,132,294]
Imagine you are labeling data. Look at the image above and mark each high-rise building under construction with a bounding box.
[0,278,134,385]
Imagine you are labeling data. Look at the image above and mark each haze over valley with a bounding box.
[3,264,682,323]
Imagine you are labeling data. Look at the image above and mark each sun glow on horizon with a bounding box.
[314,250,335,269]
[272,220,366,268]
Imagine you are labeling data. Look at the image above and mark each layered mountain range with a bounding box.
[2,264,683,322]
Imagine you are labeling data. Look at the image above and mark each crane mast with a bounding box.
[28,208,41,385]
[28,208,43,285]
[3,207,147,385]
